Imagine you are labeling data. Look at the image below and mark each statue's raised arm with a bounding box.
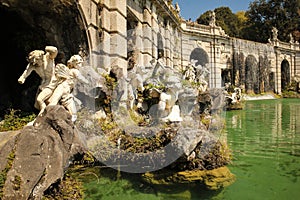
[18,50,44,84]
[18,46,58,90]
[18,46,58,111]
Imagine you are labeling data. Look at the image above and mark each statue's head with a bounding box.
[27,50,45,66]
[67,55,83,69]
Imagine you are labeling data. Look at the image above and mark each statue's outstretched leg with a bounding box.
[61,94,77,122]
[36,88,53,116]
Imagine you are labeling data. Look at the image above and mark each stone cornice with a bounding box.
[153,0,181,27]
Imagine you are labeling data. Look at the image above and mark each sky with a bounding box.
[175,0,254,21]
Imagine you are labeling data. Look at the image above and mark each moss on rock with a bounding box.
[142,166,235,190]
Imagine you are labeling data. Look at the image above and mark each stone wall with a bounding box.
[75,0,300,94]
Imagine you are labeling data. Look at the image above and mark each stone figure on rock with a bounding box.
[18,46,58,109]
[184,63,196,82]
[196,64,209,93]
[127,66,144,109]
[146,58,183,122]
[18,46,88,122]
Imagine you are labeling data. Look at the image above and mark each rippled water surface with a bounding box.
[82,98,300,199]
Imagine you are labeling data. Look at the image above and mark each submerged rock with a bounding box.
[142,166,235,190]
[0,105,86,200]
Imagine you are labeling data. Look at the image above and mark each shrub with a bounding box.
[0,109,36,131]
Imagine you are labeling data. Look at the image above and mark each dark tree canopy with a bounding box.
[245,0,300,42]
[196,0,300,43]
[196,7,244,38]
[196,10,211,26]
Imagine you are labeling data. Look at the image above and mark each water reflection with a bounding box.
[224,99,300,200]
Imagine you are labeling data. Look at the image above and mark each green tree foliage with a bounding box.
[196,10,211,25]
[214,7,241,37]
[196,1,300,43]
[196,7,247,38]
[245,0,300,42]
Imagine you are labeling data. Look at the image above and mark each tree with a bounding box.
[196,7,247,38]
[196,10,212,26]
[245,0,300,43]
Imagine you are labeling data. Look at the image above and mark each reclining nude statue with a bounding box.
[18,46,88,122]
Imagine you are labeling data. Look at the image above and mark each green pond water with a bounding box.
[81,98,300,200]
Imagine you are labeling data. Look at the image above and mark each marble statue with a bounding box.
[230,87,242,103]
[289,33,295,44]
[18,46,58,109]
[175,2,180,13]
[160,89,182,122]
[209,11,216,27]
[184,63,196,82]
[127,66,144,109]
[272,27,278,41]
[196,64,210,93]
[185,60,210,93]
[48,55,88,121]
[225,86,242,107]
[147,58,183,122]
[18,47,88,122]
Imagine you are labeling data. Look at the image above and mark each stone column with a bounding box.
[109,0,127,78]
[151,4,158,61]
[275,50,281,94]
[135,22,144,66]
[209,40,222,88]
[100,6,111,73]
[181,35,190,71]
[295,52,300,76]
[172,29,181,70]
[165,20,171,66]
[158,17,166,63]
[290,54,295,78]
[142,1,153,65]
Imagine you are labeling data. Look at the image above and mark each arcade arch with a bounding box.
[245,55,259,94]
[189,47,209,67]
[281,59,290,90]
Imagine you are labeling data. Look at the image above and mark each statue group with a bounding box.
[17,45,211,125]
[18,46,88,122]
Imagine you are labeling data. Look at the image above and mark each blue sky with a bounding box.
[175,0,254,21]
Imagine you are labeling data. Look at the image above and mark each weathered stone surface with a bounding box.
[170,127,207,157]
[209,88,227,113]
[0,131,20,173]
[142,166,235,190]
[1,105,86,200]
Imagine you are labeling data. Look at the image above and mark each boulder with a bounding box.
[0,105,86,200]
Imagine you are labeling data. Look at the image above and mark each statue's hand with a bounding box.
[18,76,25,84]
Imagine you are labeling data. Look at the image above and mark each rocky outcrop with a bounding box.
[0,105,86,200]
